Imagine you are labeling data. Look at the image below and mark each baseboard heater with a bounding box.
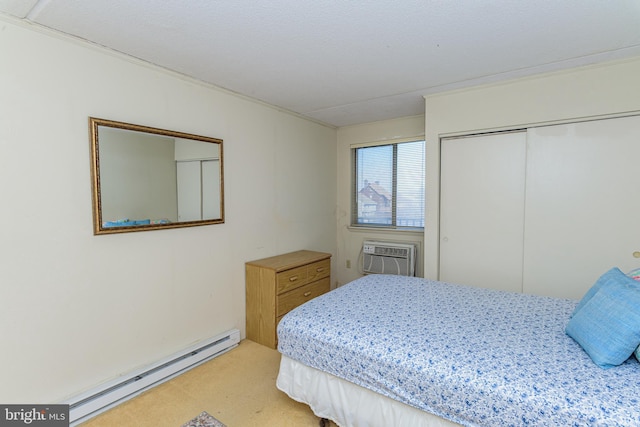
[65,328,240,426]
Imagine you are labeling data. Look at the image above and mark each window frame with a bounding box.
[350,137,425,231]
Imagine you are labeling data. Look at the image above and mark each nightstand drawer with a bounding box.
[277,265,309,294]
[307,259,330,282]
[277,277,330,317]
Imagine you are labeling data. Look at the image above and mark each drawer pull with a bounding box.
[303,291,311,297]
[289,276,299,282]
[316,267,325,272]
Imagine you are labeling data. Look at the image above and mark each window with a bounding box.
[352,140,425,229]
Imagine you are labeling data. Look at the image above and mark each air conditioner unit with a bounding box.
[362,240,417,276]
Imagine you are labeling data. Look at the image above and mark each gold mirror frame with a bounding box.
[89,117,224,235]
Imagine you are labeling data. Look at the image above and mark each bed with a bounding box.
[276,273,640,426]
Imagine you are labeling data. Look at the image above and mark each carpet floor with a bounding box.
[80,339,337,427]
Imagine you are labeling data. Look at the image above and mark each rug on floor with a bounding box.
[181,411,226,427]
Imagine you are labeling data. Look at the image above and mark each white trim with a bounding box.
[438,111,640,140]
[350,135,425,149]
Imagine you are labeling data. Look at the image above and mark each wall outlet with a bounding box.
[346,259,351,269]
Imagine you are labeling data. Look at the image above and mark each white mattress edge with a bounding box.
[277,354,463,427]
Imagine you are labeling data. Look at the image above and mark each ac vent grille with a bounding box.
[362,240,416,276]
[373,246,409,257]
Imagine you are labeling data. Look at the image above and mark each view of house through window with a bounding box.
[352,140,425,228]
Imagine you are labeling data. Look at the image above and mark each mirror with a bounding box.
[89,117,224,235]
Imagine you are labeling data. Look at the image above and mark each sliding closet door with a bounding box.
[523,115,640,298]
[177,160,202,221]
[202,159,221,219]
[440,131,527,292]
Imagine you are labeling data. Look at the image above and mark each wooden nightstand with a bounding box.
[245,250,331,349]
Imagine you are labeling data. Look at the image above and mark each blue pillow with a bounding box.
[571,267,628,317]
[566,276,640,368]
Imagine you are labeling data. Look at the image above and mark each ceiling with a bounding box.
[2,1,640,127]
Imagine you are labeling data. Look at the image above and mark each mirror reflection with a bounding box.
[89,117,224,234]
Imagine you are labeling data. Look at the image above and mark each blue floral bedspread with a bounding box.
[277,274,640,426]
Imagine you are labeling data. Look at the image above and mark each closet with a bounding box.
[439,115,640,299]
[176,159,221,221]
[175,137,222,222]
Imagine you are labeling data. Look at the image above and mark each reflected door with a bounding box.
[177,160,202,221]
[202,159,221,219]
[177,159,221,221]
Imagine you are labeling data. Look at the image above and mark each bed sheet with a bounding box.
[277,274,640,426]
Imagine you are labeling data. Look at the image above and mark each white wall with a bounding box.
[424,56,640,281]
[336,115,425,285]
[0,17,336,403]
